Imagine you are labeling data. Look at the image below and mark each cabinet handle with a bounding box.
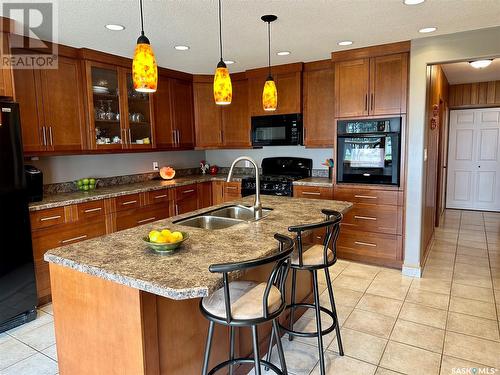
[42,126,47,146]
[225,186,237,190]
[84,207,102,213]
[172,130,177,145]
[154,194,168,199]
[182,189,195,194]
[40,215,61,222]
[354,241,377,247]
[177,129,181,144]
[175,204,179,215]
[61,234,87,244]
[137,217,156,224]
[365,94,368,111]
[354,195,377,199]
[48,126,53,146]
[128,129,132,145]
[121,200,137,206]
[371,93,374,111]
[354,215,377,221]
[302,191,321,196]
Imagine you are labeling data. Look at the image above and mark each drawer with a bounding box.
[30,207,67,230]
[175,184,198,201]
[224,182,241,194]
[116,205,169,232]
[147,189,170,205]
[337,229,402,262]
[341,203,403,235]
[115,193,141,212]
[334,187,402,206]
[294,186,333,200]
[77,200,105,221]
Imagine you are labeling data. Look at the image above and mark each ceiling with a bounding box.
[3,0,500,74]
[441,59,500,84]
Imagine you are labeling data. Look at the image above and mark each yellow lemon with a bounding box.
[155,235,168,244]
[161,229,172,237]
[171,231,183,242]
[149,230,161,243]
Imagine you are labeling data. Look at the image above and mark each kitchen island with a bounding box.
[45,195,351,375]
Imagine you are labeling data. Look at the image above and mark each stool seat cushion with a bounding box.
[292,244,333,266]
[202,281,282,320]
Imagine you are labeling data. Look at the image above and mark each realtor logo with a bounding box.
[1,2,58,69]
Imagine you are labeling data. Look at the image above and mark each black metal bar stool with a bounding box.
[267,209,344,375]
[200,233,294,375]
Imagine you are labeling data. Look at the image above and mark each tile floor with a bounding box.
[1,209,499,375]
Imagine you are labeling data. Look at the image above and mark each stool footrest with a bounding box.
[280,303,338,338]
[208,358,284,375]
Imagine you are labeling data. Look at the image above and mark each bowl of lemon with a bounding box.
[143,229,189,253]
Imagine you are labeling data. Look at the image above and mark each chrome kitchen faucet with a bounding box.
[227,156,262,220]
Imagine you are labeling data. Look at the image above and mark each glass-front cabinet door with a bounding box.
[124,70,153,149]
[87,62,124,149]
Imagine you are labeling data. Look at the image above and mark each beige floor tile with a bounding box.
[366,279,411,301]
[425,258,455,269]
[456,245,488,258]
[390,319,444,353]
[344,309,396,338]
[291,314,337,348]
[311,351,377,375]
[492,276,500,290]
[0,339,37,370]
[411,278,451,295]
[453,263,491,277]
[356,294,403,317]
[440,355,496,375]
[453,271,493,289]
[8,322,55,352]
[375,368,402,375]
[333,274,373,293]
[303,303,353,327]
[460,223,485,231]
[341,263,381,280]
[430,245,456,254]
[448,296,497,320]
[447,312,500,341]
[328,328,387,365]
[451,283,495,303]
[455,254,490,267]
[320,287,363,308]
[459,239,487,249]
[399,302,447,329]
[266,337,320,375]
[443,331,500,369]
[0,352,58,375]
[379,341,441,375]
[422,266,454,281]
[427,252,455,262]
[405,288,450,310]
[41,344,58,361]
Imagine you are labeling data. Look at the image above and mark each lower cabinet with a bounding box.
[293,185,334,200]
[212,181,242,204]
[174,184,199,215]
[115,204,169,231]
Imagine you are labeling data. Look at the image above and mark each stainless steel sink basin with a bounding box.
[173,215,243,230]
[210,205,273,221]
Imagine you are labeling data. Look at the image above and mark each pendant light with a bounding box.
[261,15,278,111]
[132,0,158,93]
[213,0,232,105]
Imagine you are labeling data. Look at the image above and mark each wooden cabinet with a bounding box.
[212,180,224,205]
[154,74,175,148]
[0,32,14,98]
[333,45,408,118]
[115,205,169,231]
[303,60,335,147]
[293,185,333,200]
[174,184,199,215]
[198,182,213,209]
[14,53,86,152]
[449,80,500,108]
[247,63,303,116]
[194,75,250,149]
[212,180,242,204]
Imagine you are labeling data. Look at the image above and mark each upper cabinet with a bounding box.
[247,63,302,116]
[0,31,14,98]
[13,48,86,153]
[193,74,250,149]
[333,42,409,118]
[303,60,335,147]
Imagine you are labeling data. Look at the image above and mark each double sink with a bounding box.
[173,205,272,230]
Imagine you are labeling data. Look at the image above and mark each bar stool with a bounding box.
[267,209,344,375]
[200,233,294,375]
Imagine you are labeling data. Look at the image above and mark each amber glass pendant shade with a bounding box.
[263,76,277,111]
[214,60,232,105]
[132,35,158,93]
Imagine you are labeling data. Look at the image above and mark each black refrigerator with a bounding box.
[0,100,37,333]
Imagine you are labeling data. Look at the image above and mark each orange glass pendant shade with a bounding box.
[132,36,158,93]
[262,76,277,111]
[214,60,232,105]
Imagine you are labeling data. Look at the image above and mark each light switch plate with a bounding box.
[153,161,159,171]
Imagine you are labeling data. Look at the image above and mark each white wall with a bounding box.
[31,150,205,184]
[205,146,334,170]
[405,26,500,276]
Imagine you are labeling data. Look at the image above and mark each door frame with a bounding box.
[435,98,449,226]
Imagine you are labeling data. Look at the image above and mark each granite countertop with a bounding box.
[29,174,247,212]
[293,177,334,187]
[44,195,352,300]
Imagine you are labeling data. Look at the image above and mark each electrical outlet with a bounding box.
[244,160,251,168]
[152,161,159,171]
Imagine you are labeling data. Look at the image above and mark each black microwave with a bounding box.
[251,114,303,146]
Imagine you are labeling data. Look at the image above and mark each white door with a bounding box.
[446,108,500,211]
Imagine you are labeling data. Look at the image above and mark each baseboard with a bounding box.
[402,265,422,278]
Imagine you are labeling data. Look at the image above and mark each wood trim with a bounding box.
[157,67,193,81]
[245,62,303,78]
[9,34,79,59]
[303,59,333,72]
[79,48,132,67]
[1,16,15,33]
[331,41,411,62]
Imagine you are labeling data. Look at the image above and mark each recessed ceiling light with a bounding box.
[419,27,437,33]
[224,60,235,65]
[469,59,493,69]
[404,0,425,5]
[174,45,190,51]
[338,40,353,46]
[277,51,291,56]
[105,24,125,31]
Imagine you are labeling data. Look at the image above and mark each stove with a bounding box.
[241,157,313,197]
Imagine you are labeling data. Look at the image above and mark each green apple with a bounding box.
[76,180,83,187]
[89,178,96,185]
[82,178,89,185]
[82,185,89,191]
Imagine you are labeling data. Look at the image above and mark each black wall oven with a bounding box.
[336,117,401,186]
[251,113,302,146]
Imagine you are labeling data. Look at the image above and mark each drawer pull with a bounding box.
[354,195,377,199]
[225,186,238,190]
[354,241,377,247]
[302,191,321,196]
[61,235,88,244]
[137,217,156,224]
[121,200,138,206]
[154,194,168,199]
[84,207,102,213]
[182,189,195,194]
[40,215,62,222]
[354,215,377,221]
